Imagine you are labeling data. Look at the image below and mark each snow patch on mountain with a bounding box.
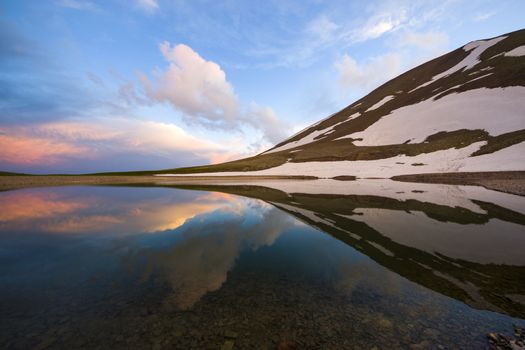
[265,112,362,154]
[346,112,361,121]
[366,95,395,111]
[248,141,486,177]
[460,141,525,172]
[160,140,525,178]
[505,45,525,57]
[465,72,493,83]
[350,87,525,146]
[410,35,507,92]
[263,125,335,154]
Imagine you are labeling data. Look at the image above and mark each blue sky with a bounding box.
[1,0,524,173]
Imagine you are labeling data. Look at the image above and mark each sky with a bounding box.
[1,0,524,174]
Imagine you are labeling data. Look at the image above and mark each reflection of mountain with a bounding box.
[172,180,525,318]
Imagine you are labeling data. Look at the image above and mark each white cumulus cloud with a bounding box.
[140,42,287,144]
[141,42,238,125]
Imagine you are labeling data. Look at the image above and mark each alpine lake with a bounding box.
[1,179,524,349]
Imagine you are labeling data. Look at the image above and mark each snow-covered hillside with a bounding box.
[159,29,525,178]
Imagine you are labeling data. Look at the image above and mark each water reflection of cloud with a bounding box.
[0,188,238,236]
[0,187,299,310]
[125,200,297,310]
[0,190,88,222]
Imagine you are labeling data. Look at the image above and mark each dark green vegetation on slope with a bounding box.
[0,171,29,176]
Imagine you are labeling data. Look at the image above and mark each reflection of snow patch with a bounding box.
[368,241,395,256]
[201,179,525,217]
[352,208,525,265]
[271,202,339,230]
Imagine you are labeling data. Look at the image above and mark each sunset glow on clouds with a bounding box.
[0,133,89,165]
[1,1,524,173]
[0,187,243,235]
[0,120,255,172]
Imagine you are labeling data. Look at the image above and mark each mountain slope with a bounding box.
[161,28,525,177]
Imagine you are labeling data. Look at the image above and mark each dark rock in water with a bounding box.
[488,325,525,350]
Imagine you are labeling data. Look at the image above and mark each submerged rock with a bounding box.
[488,325,525,350]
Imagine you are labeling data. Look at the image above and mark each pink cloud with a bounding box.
[0,191,88,221]
[141,42,238,125]
[0,120,261,169]
[0,133,88,165]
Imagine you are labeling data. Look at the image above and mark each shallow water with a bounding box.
[1,182,524,349]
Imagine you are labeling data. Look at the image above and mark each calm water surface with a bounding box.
[1,182,524,349]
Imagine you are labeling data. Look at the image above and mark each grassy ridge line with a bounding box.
[0,171,29,176]
[87,153,289,176]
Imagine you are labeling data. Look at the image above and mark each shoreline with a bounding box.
[0,175,316,191]
[1,171,524,196]
[391,171,525,196]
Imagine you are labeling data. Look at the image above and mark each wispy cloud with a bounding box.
[351,9,408,42]
[335,28,449,94]
[473,11,496,22]
[399,31,449,51]
[306,15,340,42]
[335,52,403,90]
[55,0,98,11]
[135,0,159,13]
[243,1,460,69]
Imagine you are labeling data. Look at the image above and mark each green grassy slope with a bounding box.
[0,171,29,176]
